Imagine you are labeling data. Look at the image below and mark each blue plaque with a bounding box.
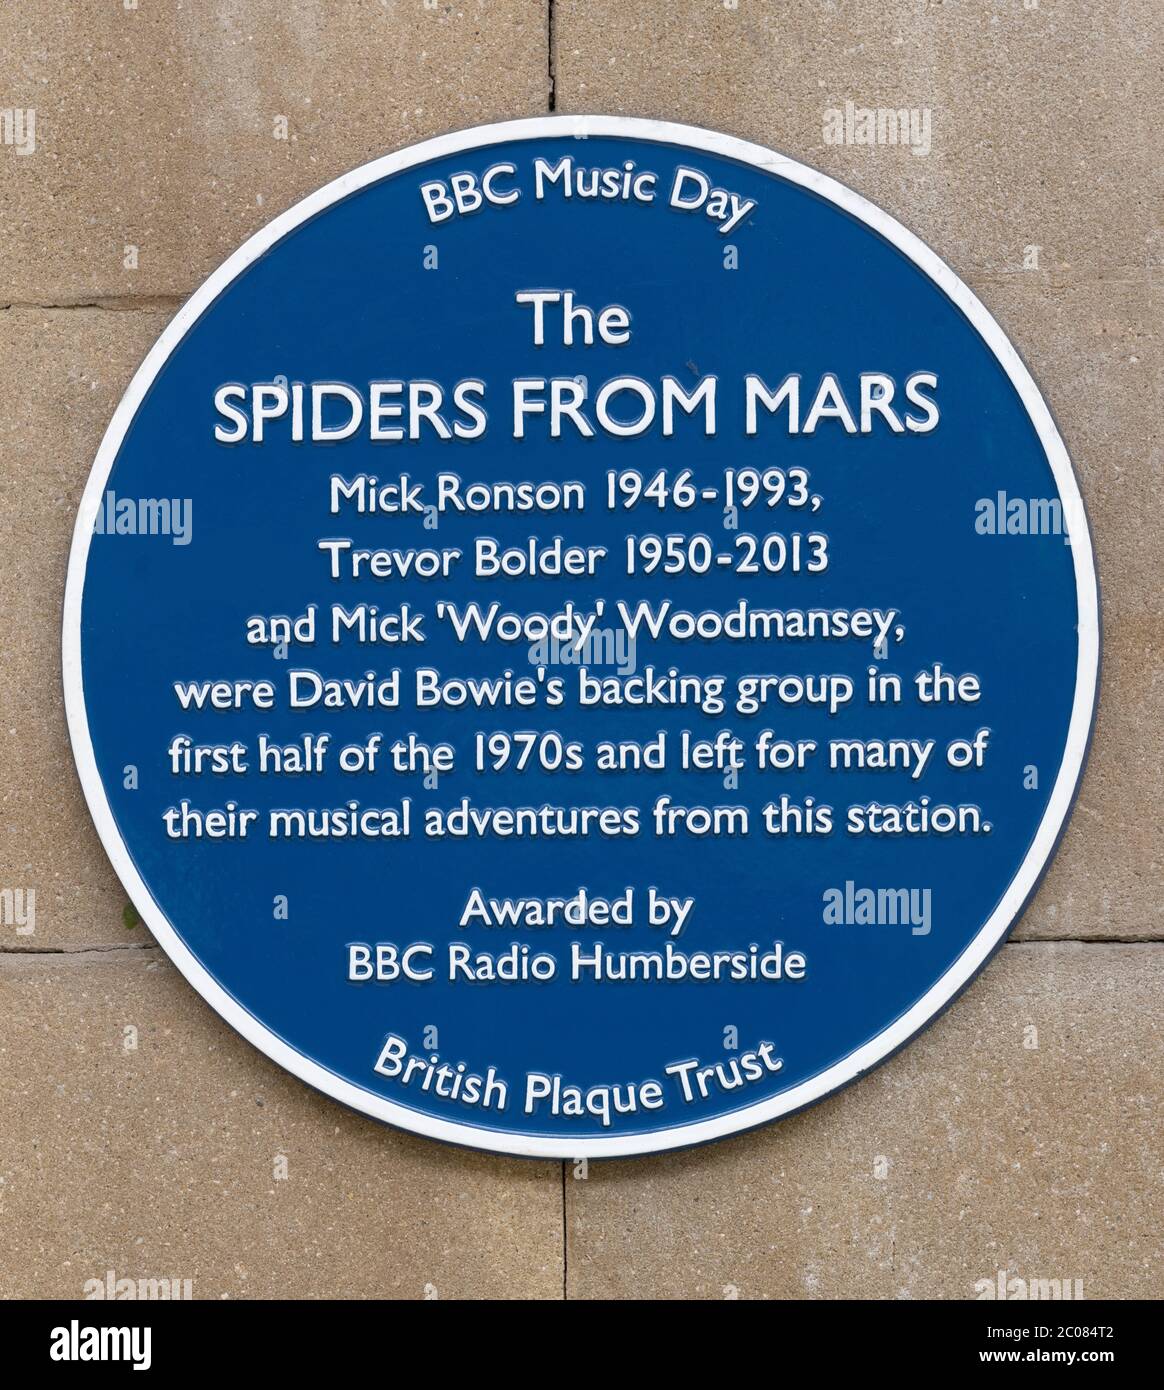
[64,118,1099,1157]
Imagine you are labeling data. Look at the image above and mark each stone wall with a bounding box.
[1,1,1159,1299]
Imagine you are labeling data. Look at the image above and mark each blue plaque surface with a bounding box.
[64,118,1099,1157]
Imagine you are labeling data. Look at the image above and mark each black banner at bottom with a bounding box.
[8,1296,1151,1373]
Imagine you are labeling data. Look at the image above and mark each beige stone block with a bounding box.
[1015,613,1164,940]
[0,949,562,1299]
[0,308,169,951]
[0,0,549,303]
[552,11,1163,940]
[565,942,1163,1300]
[553,0,1161,283]
[976,276,1162,939]
[971,276,1161,624]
